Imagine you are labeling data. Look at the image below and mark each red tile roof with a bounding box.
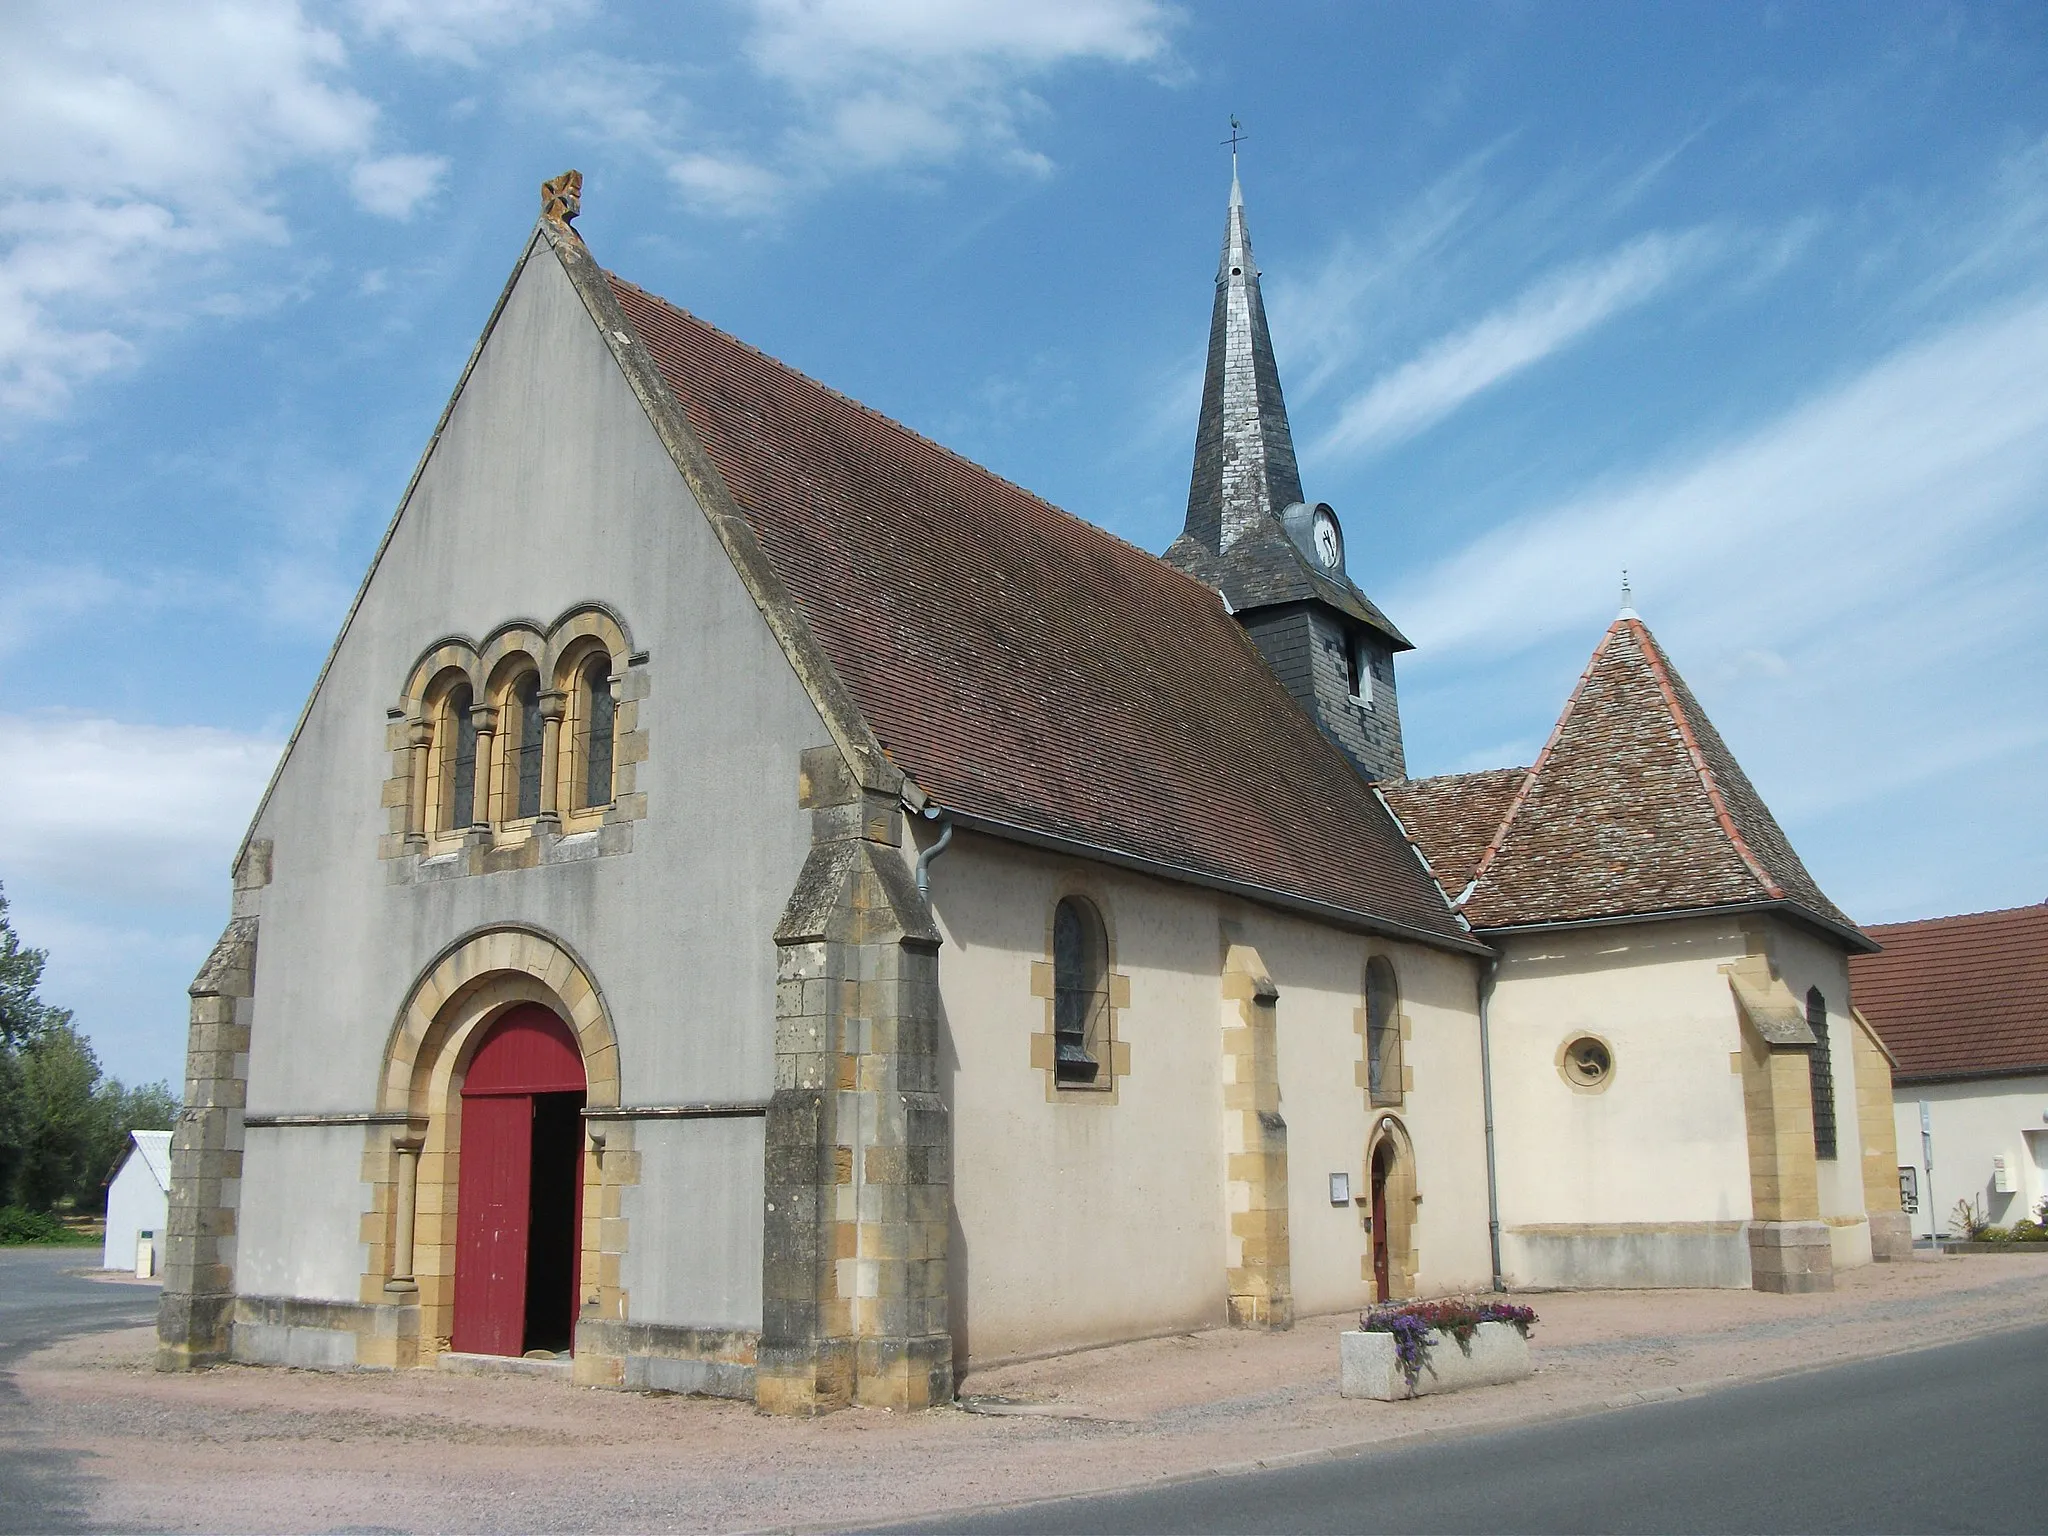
[1852,905,2048,1082]
[608,276,1475,950]
[1382,767,1527,893]
[1388,618,1860,944]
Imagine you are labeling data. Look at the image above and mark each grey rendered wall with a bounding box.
[234,239,834,1320]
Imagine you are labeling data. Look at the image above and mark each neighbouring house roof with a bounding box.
[1852,904,2048,1083]
[1382,617,1865,948]
[121,1130,172,1193]
[607,275,1477,951]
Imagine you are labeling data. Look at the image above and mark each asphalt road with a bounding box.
[878,1323,2048,1535]
[0,1245,160,1535]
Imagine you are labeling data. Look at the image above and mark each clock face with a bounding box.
[1313,510,1343,569]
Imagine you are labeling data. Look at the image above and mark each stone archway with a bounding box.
[360,928,631,1364]
[1364,1114,1419,1302]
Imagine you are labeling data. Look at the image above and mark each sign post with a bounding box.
[1920,1100,1937,1248]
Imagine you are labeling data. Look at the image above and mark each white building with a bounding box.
[104,1130,172,1276]
[1857,904,2048,1238]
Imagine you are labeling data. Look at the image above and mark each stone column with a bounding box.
[1220,930,1293,1329]
[405,718,432,846]
[387,1139,423,1292]
[758,746,952,1414]
[158,842,268,1371]
[468,703,498,830]
[537,689,566,825]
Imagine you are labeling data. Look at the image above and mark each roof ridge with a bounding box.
[1399,765,1529,789]
[1467,625,1618,895]
[1864,902,2048,932]
[606,273,1187,582]
[1628,617,1783,901]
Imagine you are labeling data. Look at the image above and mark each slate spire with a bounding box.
[1183,166,1304,552]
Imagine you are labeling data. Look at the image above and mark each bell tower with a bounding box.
[1164,163,1411,782]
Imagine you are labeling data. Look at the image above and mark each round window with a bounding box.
[1561,1036,1613,1090]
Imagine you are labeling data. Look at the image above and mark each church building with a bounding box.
[157,168,1906,1414]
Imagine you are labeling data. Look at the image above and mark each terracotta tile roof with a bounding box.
[1425,617,1861,942]
[608,276,1474,949]
[1852,904,2048,1082]
[1382,768,1528,893]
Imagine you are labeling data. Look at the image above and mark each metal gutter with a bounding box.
[943,809,1496,959]
[1474,898,1879,956]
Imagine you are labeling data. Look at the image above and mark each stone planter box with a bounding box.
[1341,1320,1531,1400]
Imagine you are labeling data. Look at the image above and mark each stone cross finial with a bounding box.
[541,169,583,225]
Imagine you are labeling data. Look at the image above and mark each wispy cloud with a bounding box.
[1392,287,2048,836]
[351,0,592,66]
[349,152,451,219]
[0,0,462,416]
[539,0,1180,219]
[1315,230,1711,460]
[0,714,281,907]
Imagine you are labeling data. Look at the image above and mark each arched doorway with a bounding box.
[1364,1116,1416,1303]
[1370,1139,1394,1301]
[452,1004,587,1357]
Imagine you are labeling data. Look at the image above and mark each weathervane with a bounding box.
[1222,114,1247,166]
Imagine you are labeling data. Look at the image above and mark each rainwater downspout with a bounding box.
[1478,953,1504,1293]
[914,805,953,898]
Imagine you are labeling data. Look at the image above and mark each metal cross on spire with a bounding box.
[1222,115,1247,162]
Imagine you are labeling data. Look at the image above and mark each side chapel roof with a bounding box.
[604,273,1477,951]
[1382,616,1867,947]
[1851,904,2048,1083]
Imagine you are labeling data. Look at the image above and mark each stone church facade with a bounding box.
[157,170,1907,1413]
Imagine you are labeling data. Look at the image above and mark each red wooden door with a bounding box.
[1370,1146,1392,1302]
[452,1094,532,1356]
[452,1006,586,1357]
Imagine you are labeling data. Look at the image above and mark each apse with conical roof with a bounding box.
[1166,162,1413,782]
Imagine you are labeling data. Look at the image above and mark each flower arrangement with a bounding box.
[1360,1298,1538,1395]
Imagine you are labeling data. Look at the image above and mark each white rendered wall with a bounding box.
[237,1126,373,1302]
[102,1158,167,1273]
[1491,917,1754,1287]
[234,241,834,1321]
[1892,1075,2048,1239]
[927,830,1489,1364]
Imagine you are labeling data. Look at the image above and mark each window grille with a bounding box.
[1807,987,1837,1161]
[579,654,615,810]
[1366,956,1402,1106]
[446,683,476,830]
[512,672,543,819]
[1052,897,1107,1086]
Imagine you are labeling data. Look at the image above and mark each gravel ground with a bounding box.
[14,1255,2048,1534]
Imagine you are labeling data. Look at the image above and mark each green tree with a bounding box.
[0,883,179,1214]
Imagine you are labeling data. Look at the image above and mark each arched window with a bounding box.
[575,652,615,812]
[1052,897,1108,1087]
[1806,987,1837,1161]
[508,669,543,820]
[1365,956,1401,1106]
[436,681,477,832]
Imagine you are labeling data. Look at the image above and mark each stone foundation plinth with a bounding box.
[1749,1220,1834,1292]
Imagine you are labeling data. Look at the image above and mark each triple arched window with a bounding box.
[390,607,642,865]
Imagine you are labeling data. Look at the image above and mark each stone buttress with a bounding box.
[157,841,269,1370]
[1221,930,1293,1328]
[758,747,952,1413]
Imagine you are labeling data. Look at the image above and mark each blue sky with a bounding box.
[3,1,2045,1090]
